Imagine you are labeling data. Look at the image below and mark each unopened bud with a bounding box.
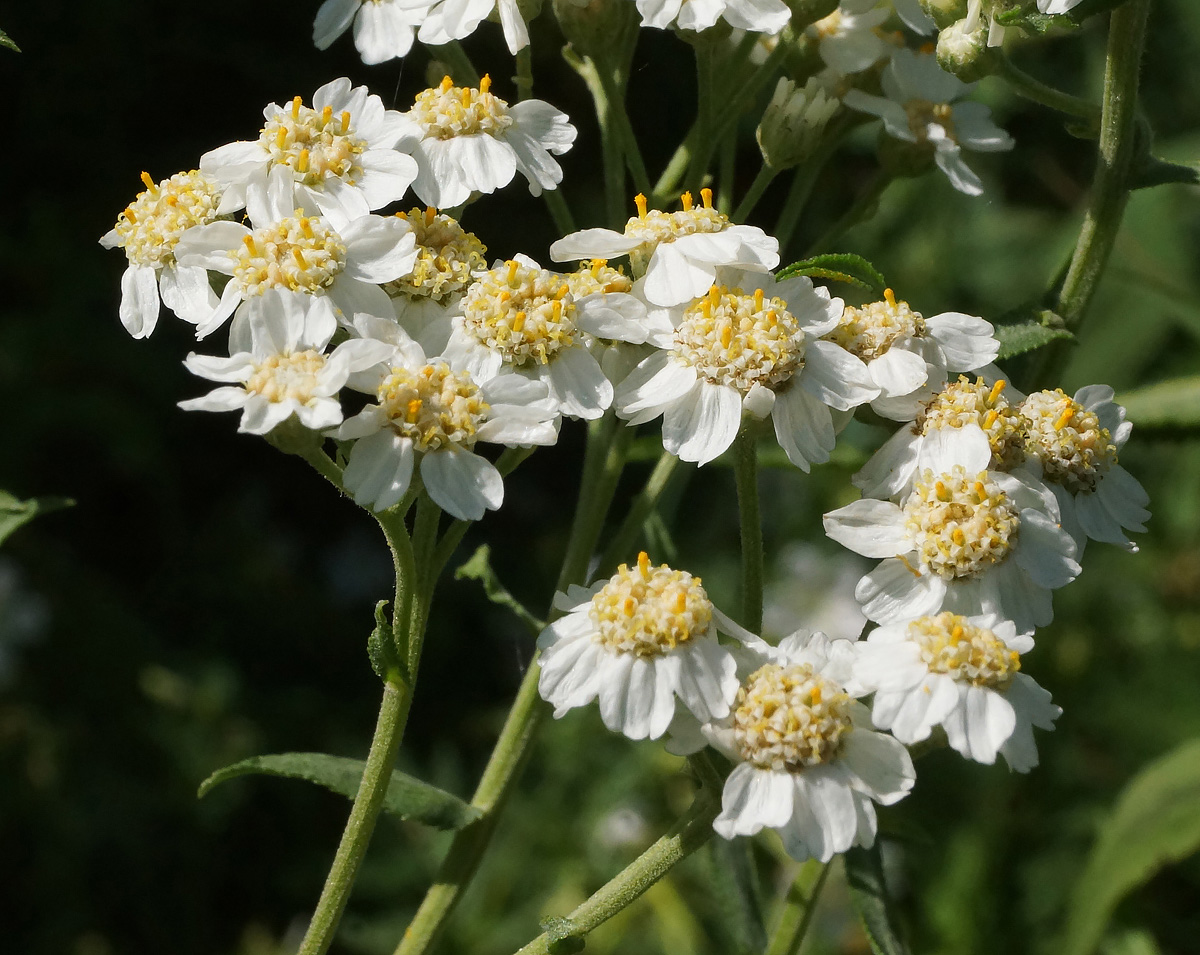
[757,77,840,170]
[552,0,638,58]
[937,15,997,81]
[919,0,967,29]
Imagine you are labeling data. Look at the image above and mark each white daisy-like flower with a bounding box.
[673,629,914,863]
[1019,385,1149,554]
[395,75,576,209]
[843,49,1013,196]
[200,78,418,231]
[418,0,529,55]
[825,288,999,421]
[615,271,878,467]
[335,340,558,519]
[856,611,1060,771]
[806,0,893,76]
[313,0,433,65]
[440,256,648,420]
[634,0,790,34]
[537,552,742,741]
[550,190,779,308]
[563,259,652,386]
[100,170,223,338]
[824,424,1081,632]
[178,289,392,435]
[853,374,1025,500]
[173,166,418,339]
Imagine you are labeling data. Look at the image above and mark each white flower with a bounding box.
[550,190,779,308]
[313,0,433,65]
[100,170,223,338]
[824,424,1081,632]
[853,373,1025,500]
[441,256,649,420]
[843,49,1013,196]
[891,0,935,34]
[173,166,418,339]
[335,341,558,519]
[634,0,790,34]
[200,78,418,231]
[615,271,878,467]
[674,629,914,863]
[1038,0,1084,13]
[396,75,576,209]
[418,0,529,55]
[537,552,742,740]
[178,289,391,435]
[856,611,1060,771]
[1019,385,1149,554]
[806,0,893,76]
[825,288,999,421]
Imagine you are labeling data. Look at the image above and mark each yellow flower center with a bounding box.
[565,259,633,298]
[245,350,327,404]
[828,288,926,362]
[460,260,577,366]
[377,363,490,453]
[904,466,1020,579]
[1021,390,1118,494]
[917,376,1027,470]
[383,207,487,303]
[232,214,346,296]
[623,190,729,274]
[809,9,844,38]
[673,285,806,392]
[908,612,1020,688]
[733,663,854,771]
[409,74,514,140]
[259,96,367,187]
[112,170,222,268]
[589,552,712,658]
[905,99,957,144]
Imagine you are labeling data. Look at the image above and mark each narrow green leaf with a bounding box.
[994,316,1074,360]
[0,492,72,547]
[706,839,767,954]
[0,28,19,52]
[1128,156,1200,191]
[845,844,910,955]
[776,253,888,294]
[456,545,544,633]
[1060,739,1200,955]
[367,599,403,682]
[1117,376,1200,429]
[198,752,483,830]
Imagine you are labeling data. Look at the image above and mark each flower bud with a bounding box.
[757,77,841,170]
[919,0,967,29]
[552,0,638,59]
[937,15,998,81]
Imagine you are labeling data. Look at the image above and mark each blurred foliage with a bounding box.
[1,1,1198,954]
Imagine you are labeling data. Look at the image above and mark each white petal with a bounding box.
[545,347,613,419]
[856,559,945,623]
[420,448,504,520]
[713,764,794,838]
[853,425,921,499]
[823,499,910,558]
[1013,508,1080,589]
[924,312,999,372]
[343,429,414,511]
[119,265,162,339]
[662,382,742,465]
[642,243,716,308]
[800,341,879,411]
[313,0,360,48]
[868,347,930,398]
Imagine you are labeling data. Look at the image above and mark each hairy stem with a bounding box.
[734,425,764,634]
[733,163,779,223]
[597,449,686,573]
[997,54,1100,123]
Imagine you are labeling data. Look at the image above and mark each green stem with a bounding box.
[597,449,685,573]
[734,425,764,635]
[564,50,626,230]
[733,164,779,223]
[517,38,577,235]
[684,40,717,195]
[763,861,831,955]
[803,170,894,257]
[997,55,1100,123]
[428,41,480,86]
[718,136,737,216]
[511,793,720,955]
[514,46,534,101]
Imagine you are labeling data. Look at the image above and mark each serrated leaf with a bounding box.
[994,319,1074,360]
[1116,376,1200,430]
[198,752,483,830]
[0,492,72,547]
[456,545,544,633]
[845,844,910,955]
[1060,739,1200,955]
[777,253,888,294]
[0,28,19,52]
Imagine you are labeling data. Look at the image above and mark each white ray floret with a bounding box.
[806,0,894,76]
[856,611,1060,771]
[843,49,1013,196]
[100,170,224,338]
[824,424,1081,632]
[418,0,530,55]
[537,552,743,741]
[551,190,779,308]
[634,0,790,34]
[200,78,417,231]
[335,341,558,519]
[671,629,914,863]
[313,0,434,65]
[615,270,878,467]
[178,289,392,435]
[395,75,576,209]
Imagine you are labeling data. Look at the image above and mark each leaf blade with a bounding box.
[777,253,888,294]
[0,492,73,547]
[845,843,911,955]
[1116,376,1200,430]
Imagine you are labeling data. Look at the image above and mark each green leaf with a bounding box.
[1060,739,1200,955]
[0,492,72,548]
[456,545,544,633]
[198,752,483,830]
[845,844,911,955]
[367,599,403,682]
[993,312,1074,360]
[0,28,19,52]
[1117,376,1200,429]
[706,839,766,954]
[1128,156,1200,191]
[776,253,888,294]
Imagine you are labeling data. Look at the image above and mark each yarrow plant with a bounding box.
[98,0,1165,950]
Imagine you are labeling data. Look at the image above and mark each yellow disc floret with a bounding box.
[111,170,222,268]
[908,612,1020,688]
[377,363,490,452]
[829,288,927,362]
[410,74,513,140]
[733,663,854,771]
[1021,389,1117,494]
[589,552,712,658]
[917,376,1026,470]
[259,96,366,187]
[460,260,578,365]
[673,285,806,392]
[566,259,633,298]
[623,189,728,274]
[245,350,327,404]
[232,214,346,296]
[904,466,1020,579]
[384,207,487,303]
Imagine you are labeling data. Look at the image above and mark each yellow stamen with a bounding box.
[988,379,1007,404]
[243,235,258,254]
[634,193,648,218]
[461,87,471,108]
[638,551,650,575]
[974,481,987,500]
[708,285,720,308]
[297,149,310,173]
[321,104,332,124]
[140,171,156,192]
[479,74,492,94]
[1054,407,1074,431]
[512,311,526,332]
[341,111,351,130]
[440,75,453,92]
[983,409,998,430]
[884,287,897,307]
[292,248,307,268]
[951,528,966,546]
[300,218,315,239]
[425,206,436,225]
[124,207,137,224]
[291,95,303,120]
[407,398,423,418]
[275,127,288,149]
[951,624,964,642]
[754,288,764,310]
[680,191,693,211]
[700,187,713,208]
[557,283,570,299]
[935,480,949,501]
[673,592,687,613]
[506,260,519,284]
[623,596,636,616]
